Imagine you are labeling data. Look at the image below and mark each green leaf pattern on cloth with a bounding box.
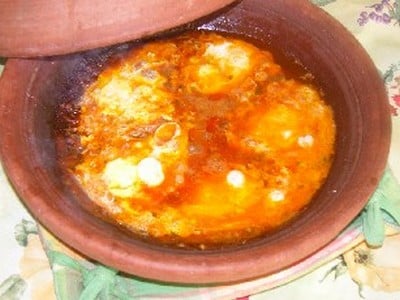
[48,251,196,300]
[48,251,128,300]
[311,0,336,6]
[14,219,38,247]
[361,169,400,247]
[0,275,27,300]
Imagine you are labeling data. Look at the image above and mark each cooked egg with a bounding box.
[185,39,256,94]
[96,77,132,110]
[269,189,285,202]
[94,80,174,123]
[298,134,314,147]
[239,104,301,152]
[226,169,245,188]
[137,157,165,187]
[102,158,139,198]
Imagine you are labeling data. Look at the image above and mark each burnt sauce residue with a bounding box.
[54,31,336,249]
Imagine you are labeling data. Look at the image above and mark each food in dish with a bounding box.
[56,32,336,248]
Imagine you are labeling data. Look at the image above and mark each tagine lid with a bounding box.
[0,0,236,57]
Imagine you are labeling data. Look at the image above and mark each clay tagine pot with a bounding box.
[0,0,391,283]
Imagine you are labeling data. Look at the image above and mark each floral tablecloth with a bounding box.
[1,1,400,299]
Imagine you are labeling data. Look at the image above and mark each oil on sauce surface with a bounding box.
[67,32,336,247]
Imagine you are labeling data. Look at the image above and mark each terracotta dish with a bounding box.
[0,0,391,283]
[0,0,236,57]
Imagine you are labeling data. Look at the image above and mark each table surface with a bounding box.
[1,1,400,299]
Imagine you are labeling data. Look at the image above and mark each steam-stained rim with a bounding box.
[0,0,236,57]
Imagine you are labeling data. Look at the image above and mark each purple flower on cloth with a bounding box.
[358,0,400,26]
